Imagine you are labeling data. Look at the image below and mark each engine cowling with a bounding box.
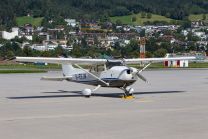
[125,87,134,94]
[82,89,92,96]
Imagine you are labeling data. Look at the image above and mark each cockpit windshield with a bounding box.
[106,60,124,69]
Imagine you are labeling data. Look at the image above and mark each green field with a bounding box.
[110,15,135,25]
[0,63,208,70]
[188,14,208,22]
[110,13,173,25]
[16,17,44,27]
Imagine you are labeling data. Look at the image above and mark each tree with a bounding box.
[145,51,152,58]
[155,32,160,38]
[40,50,50,57]
[72,48,82,58]
[165,13,171,18]
[165,30,171,35]
[188,42,196,51]
[131,50,140,58]
[22,46,34,57]
[147,13,152,18]
[141,12,146,18]
[81,38,87,48]
[132,17,136,22]
[7,50,15,59]
[100,14,110,22]
[153,48,167,57]
[140,29,145,37]
[14,49,23,56]
[55,45,64,57]
[114,41,120,49]
[116,20,122,26]
[203,14,206,20]
[66,39,72,46]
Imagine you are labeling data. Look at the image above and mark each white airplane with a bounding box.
[9,53,195,98]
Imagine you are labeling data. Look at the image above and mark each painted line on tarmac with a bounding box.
[134,100,153,102]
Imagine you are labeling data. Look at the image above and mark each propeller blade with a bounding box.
[136,72,149,83]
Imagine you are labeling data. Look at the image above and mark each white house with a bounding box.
[46,43,57,50]
[180,30,188,36]
[57,43,67,48]
[124,40,130,44]
[65,19,76,27]
[2,27,19,40]
[35,44,45,51]
[193,32,205,37]
[18,34,33,40]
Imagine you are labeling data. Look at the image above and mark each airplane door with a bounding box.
[111,71,114,78]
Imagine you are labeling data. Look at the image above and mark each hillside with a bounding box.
[188,14,208,22]
[110,13,173,25]
[16,17,44,27]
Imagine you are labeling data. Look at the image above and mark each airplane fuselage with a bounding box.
[69,66,138,87]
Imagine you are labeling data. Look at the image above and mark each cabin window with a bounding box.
[90,66,96,72]
[90,65,104,72]
[97,65,104,72]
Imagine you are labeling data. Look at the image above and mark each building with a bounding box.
[57,43,67,48]
[46,43,57,50]
[35,44,45,51]
[191,20,203,27]
[2,27,19,40]
[165,60,188,67]
[162,35,174,40]
[65,19,76,27]
[0,43,6,47]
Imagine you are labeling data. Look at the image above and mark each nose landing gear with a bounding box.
[121,83,134,99]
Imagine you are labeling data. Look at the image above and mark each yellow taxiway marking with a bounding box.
[134,100,153,102]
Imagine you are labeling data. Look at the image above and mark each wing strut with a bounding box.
[139,62,152,73]
[74,64,109,86]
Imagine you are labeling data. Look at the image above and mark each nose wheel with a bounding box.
[121,83,134,99]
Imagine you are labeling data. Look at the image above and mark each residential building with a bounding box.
[2,27,19,40]
[65,19,76,27]
[162,35,174,40]
[47,43,57,50]
[0,43,6,47]
[35,44,45,51]
[191,20,203,27]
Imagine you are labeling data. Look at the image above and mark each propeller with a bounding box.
[124,61,151,83]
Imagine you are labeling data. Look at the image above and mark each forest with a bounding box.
[1,0,208,30]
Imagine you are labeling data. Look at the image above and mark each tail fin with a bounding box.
[59,52,76,76]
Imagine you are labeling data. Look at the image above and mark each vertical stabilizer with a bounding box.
[59,52,76,76]
[62,64,76,76]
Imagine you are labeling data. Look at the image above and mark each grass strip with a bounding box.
[0,70,47,74]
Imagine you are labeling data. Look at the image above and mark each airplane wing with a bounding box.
[9,56,195,65]
[124,57,196,64]
[41,76,72,81]
[9,57,107,65]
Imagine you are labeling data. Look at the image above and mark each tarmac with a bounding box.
[0,69,208,139]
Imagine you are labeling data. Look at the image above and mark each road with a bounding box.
[0,69,208,139]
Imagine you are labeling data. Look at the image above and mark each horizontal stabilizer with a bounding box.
[41,76,72,81]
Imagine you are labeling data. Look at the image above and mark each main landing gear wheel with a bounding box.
[82,89,92,98]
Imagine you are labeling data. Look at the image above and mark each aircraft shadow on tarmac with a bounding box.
[7,90,185,99]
